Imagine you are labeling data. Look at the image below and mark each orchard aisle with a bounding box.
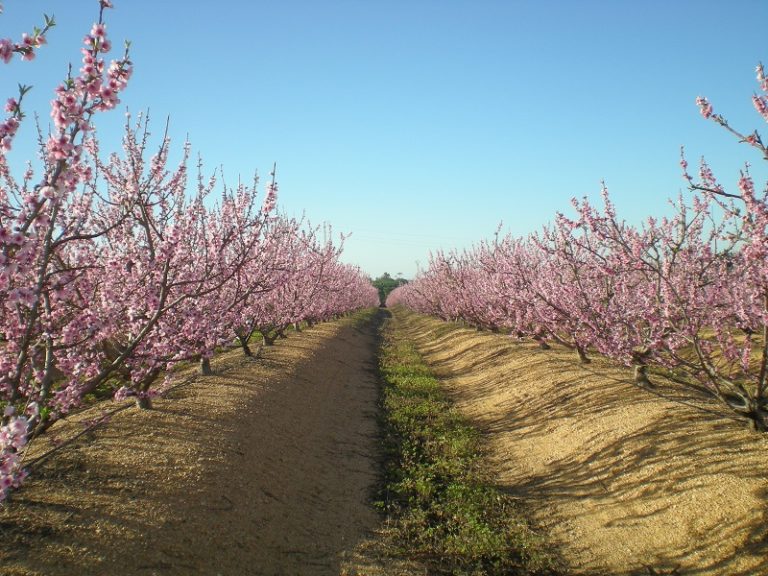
[394,308,768,576]
[1,313,383,576]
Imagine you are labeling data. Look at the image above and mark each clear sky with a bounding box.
[3,0,767,278]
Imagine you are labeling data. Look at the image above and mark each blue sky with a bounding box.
[3,0,767,278]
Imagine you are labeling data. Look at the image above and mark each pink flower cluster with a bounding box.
[696,96,713,119]
[392,61,768,431]
[0,106,19,152]
[0,29,47,64]
[0,6,54,157]
[0,1,378,501]
[47,7,131,180]
[0,404,37,499]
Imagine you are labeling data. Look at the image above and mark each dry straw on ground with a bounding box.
[1,319,384,576]
[399,310,768,576]
[4,309,766,575]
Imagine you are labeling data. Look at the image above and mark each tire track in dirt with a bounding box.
[169,317,383,575]
[1,313,383,576]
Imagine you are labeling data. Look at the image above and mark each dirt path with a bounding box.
[1,314,383,576]
[396,309,768,576]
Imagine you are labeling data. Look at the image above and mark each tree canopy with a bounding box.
[371,273,408,306]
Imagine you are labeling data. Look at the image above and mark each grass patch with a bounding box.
[348,306,381,328]
[376,310,559,575]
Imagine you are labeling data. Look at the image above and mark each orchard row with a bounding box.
[0,1,378,500]
[389,63,768,432]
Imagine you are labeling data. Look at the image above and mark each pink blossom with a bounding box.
[40,185,57,199]
[696,96,713,118]
[757,62,768,92]
[91,23,107,39]
[0,39,12,63]
[752,95,768,122]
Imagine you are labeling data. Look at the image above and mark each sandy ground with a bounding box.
[396,309,768,576]
[1,315,383,576]
[6,307,765,576]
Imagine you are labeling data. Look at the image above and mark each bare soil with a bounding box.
[6,307,765,576]
[1,316,384,576]
[397,310,768,576]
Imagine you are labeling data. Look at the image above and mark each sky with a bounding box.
[2,0,768,279]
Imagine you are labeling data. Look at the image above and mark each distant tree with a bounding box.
[371,272,407,306]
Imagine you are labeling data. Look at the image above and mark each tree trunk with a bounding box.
[238,336,254,357]
[576,346,591,364]
[262,332,277,346]
[749,411,767,432]
[200,357,212,375]
[633,364,652,388]
[534,336,551,350]
[136,395,152,409]
[134,368,161,409]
